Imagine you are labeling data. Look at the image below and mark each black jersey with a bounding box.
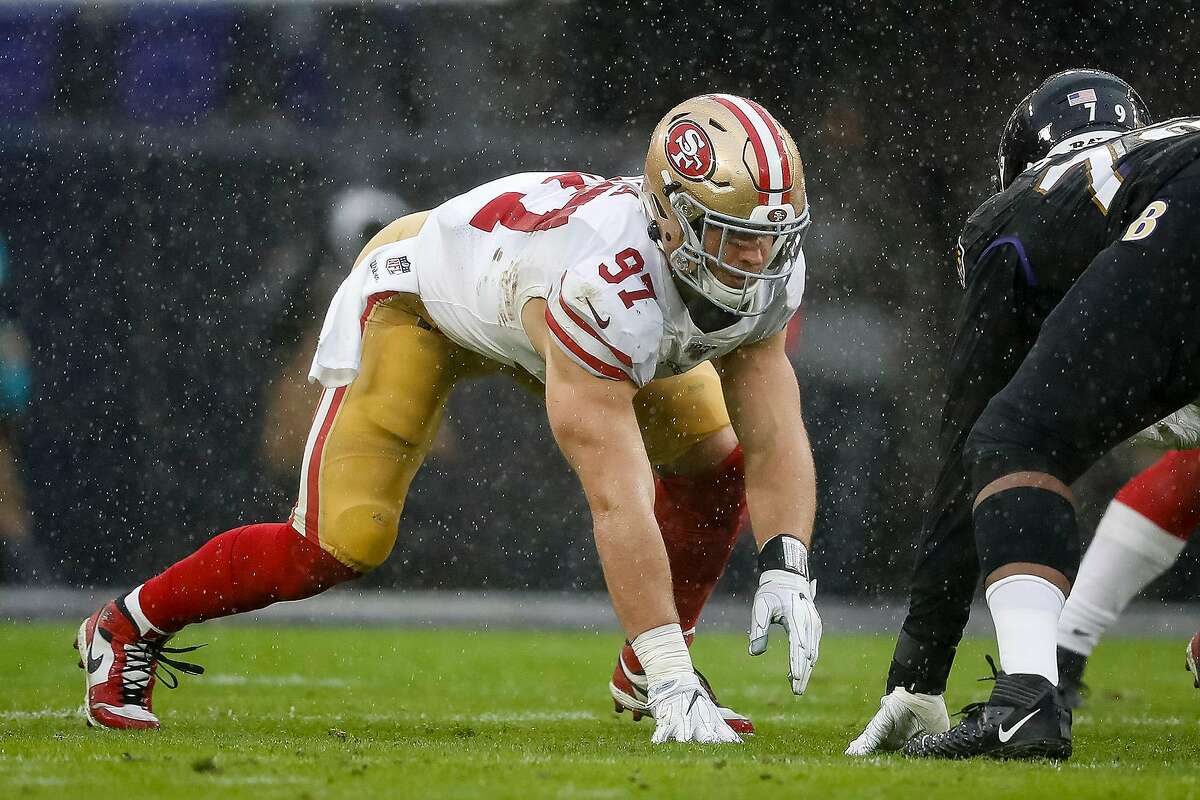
[885,117,1200,697]
[958,117,1200,295]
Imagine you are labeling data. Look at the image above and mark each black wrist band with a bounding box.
[758,534,809,578]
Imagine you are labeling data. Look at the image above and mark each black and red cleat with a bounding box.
[74,598,204,730]
[608,648,754,734]
[1186,629,1200,689]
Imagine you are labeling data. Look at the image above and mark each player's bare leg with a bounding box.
[610,425,756,733]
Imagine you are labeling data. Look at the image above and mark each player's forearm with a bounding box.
[590,501,681,638]
[744,424,816,549]
[575,457,680,636]
[544,367,679,638]
[723,346,816,548]
[718,332,815,548]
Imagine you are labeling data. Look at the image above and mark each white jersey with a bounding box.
[309,171,806,389]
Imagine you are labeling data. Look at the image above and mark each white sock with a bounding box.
[1058,500,1186,656]
[986,574,1065,684]
[123,585,167,637]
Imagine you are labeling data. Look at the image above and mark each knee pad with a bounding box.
[636,363,730,466]
[973,487,1081,581]
[319,503,402,572]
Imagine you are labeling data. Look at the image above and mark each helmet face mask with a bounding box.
[643,94,808,317]
[667,188,810,315]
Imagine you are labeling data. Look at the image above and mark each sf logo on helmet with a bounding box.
[665,120,715,180]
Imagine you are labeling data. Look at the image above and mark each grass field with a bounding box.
[1,622,1198,799]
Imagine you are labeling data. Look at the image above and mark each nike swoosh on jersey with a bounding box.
[997,708,1040,742]
[583,297,611,329]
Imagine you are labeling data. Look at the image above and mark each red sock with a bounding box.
[623,446,746,672]
[1115,450,1200,539]
[135,522,360,633]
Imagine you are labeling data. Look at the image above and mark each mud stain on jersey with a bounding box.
[497,257,520,327]
[574,282,601,302]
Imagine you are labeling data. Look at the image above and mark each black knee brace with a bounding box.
[973,487,1081,581]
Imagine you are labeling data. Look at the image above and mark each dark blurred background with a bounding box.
[1,0,1195,598]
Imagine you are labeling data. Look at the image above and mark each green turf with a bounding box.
[1,622,1198,799]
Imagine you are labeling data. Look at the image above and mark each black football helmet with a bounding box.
[997,69,1151,190]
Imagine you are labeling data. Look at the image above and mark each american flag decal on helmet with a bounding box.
[1067,89,1098,106]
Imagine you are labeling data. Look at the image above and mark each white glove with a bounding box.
[647,672,742,744]
[1132,402,1200,450]
[844,687,950,756]
[748,535,822,695]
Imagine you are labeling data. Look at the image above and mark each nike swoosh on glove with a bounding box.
[844,686,950,756]
[748,570,822,695]
[1133,402,1200,450]
[647,673,742,744]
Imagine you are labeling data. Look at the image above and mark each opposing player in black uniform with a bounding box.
[847,69,1200,760]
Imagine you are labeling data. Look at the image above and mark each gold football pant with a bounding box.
[289,216,733,572]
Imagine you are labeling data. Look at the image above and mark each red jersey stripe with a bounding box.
[545,306,631,382]
[304,385,347,541]
[555,297,633,368]
[359,291,399,328]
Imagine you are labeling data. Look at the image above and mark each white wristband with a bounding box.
[630,623,694,684]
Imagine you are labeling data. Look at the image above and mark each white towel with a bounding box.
[308,240,422,388]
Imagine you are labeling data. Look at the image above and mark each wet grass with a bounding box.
[1,622,1198,799]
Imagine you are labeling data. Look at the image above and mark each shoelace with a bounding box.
[120,639,206,705]
[952,655,1003,721]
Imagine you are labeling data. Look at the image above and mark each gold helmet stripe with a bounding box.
[708,93,791,205]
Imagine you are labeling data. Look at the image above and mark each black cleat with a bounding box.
[902,657,1072,761]
[1056,646,1089,710]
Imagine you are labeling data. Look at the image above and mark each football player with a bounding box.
[75,94,823,745]
[1058,449,1200,704]
[849,68,1200,760]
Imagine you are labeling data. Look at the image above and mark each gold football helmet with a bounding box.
[643,94,809,316]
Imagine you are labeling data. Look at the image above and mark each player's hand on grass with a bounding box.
[647,672,742,744]
[748,534,822,695]
[844,687,950,756]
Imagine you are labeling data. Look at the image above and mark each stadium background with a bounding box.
[0,1,1195,598]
